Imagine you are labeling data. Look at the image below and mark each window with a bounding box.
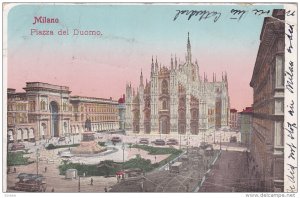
[29,101,35,111]
[275,121,283,146]
[162,100,167,110]
[161,80,168,94]
[275,55,284,88]
[40,100,46,111]
[192,110,198,119]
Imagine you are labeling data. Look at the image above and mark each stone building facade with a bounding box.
[229,108,238,129]
[249,9,285,192]
[239,107,253,147]
[125,34,230,135]
[7,82,119,142]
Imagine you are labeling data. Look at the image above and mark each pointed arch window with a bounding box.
[161,80,168,94]
[162,100,167,110]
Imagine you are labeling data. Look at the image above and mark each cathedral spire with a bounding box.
[140,68,143,86]
[155,56,158,73]
[171,54,174,70]
[175,54,178,69]
[187,32,192,63]
[151,56,154,75]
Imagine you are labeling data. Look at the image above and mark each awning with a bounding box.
[116,171,125,175]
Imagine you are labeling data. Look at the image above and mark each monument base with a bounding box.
[71,141,107,155]
[71,131,106,155]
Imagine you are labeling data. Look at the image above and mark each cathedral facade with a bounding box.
[125,34,230,135]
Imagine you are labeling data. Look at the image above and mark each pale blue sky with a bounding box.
[8,4,283,50]
[7,4,284,111]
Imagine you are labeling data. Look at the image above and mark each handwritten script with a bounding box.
[285,8,297,193]
[174,9,295,22]
[173,10,221,22]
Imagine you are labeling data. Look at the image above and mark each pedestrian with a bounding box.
[90,178,93,185]
[83,172,86,177]
[104,187,108,192]
[51,187,55,192]
[44,166,47,173]
[154,155,157,162]
[13,167,16,173]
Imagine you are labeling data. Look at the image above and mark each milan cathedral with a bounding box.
[125,33,230,135]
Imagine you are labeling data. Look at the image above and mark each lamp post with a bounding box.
[179,134,181,150]
[122,143,125,171]
[220,133,222,150]
[78,175,81,192]
[36,148,40,176]
[214,129,216,144]
[186,135,189,154]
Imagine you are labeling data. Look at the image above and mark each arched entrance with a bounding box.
[41,123,46,139]
[179,124,186,134]
[23,128,29,141]
[159,116,170,134]
[50,101,59,137]
[144,123,150,134]
[8,129,14,142]
[63,122,68,134]
[29,128,35,140]
[17,129,22,141]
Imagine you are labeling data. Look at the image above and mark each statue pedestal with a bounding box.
[71,131,106,155]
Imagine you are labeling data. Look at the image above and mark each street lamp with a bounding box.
[122,143,125,171]
[78,175,81,192]
[36,148,40,176]
[179,134,181,150]
[220,133,222,150]
[186,135,189,154]
[214,129,216,144]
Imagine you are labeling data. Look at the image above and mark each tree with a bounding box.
[97,160,118,177]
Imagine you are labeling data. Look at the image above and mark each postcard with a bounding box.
[2,2,298,195]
